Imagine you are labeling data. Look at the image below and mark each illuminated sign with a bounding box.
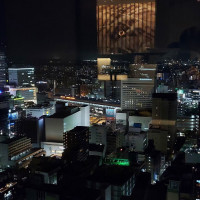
[104,158,130,166]
[106,108,116,121]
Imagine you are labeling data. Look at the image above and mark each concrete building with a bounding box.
[8,67,35,87]
[121,78,154,110]
[0,136,45,169]
[45,106,89,142]
[26,102,56,118]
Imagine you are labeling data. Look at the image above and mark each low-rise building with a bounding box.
[0,136,45,169]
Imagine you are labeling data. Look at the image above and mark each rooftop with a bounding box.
[87,165,135,185]
[48,107,79,118]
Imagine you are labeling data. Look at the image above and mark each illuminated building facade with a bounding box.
[97,0,156,54]
[8,67,35,87]
[0,52,7,89]
[7,86,38,104]
[121,78,154,110]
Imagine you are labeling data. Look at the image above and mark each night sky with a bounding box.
[1,0,97,63]
[1,0,200,63]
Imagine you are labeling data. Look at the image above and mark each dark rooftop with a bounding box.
[29,157,62,173]
[89,144,104,152]
[87,165,135,185]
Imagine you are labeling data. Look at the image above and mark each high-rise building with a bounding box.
[0,93,10,135]
[121,78,154,110]
[97,0,156,55]
[151,93,177,153]
[63,126,89,162]
[0,51,7,89]
[8,67,35,87]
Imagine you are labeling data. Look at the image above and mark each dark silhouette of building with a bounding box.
[63,126,89,162]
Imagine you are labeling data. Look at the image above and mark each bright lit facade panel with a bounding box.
[97,0,156,54]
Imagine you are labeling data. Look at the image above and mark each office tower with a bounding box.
[0,52,9,135]
[63,126,89,162]
[97,0,156,55]
[0,52,7,89]
[8,67,35,87]
[151,93,177,153]
[121,78,154,110]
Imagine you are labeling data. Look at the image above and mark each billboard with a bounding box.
[97,0,156,54]
[106,108,116,121]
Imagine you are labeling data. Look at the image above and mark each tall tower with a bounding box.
[0,52,7,89]
[0,51,9,135]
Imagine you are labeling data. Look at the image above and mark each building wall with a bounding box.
[148,129,168,154]
[0,143,9,168]
[121,78,154,110]
[97,0,156,54]
[125,133,147,152]
[45,118,64,142]
[89,125,107,146]
[45,106,89,143]
[80,106,90,127]
[8,68,35,87]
